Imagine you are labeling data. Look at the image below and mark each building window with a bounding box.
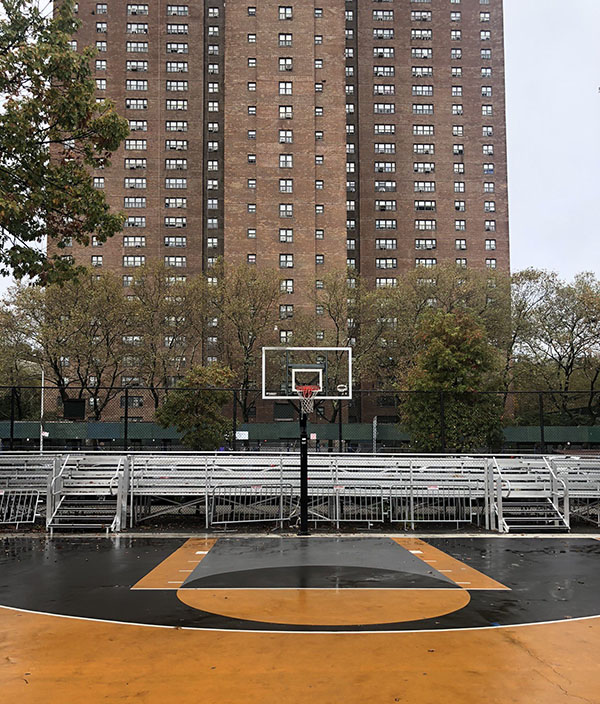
[375,239,397,250]
[486,259,497,269]
[415,239,436,251]
[485,239,497,251]
[124,235,146,247]
[376,258,397,269]
[279,254,293,268]
[123,255,145,267]
[164,236,186,247]
[164,256,186,267]
[279,304,294,319]
[455,239,467,250]
[376,278,397,288]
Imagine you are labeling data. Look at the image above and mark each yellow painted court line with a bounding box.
[392,537,510,591]
[131,537,217,590]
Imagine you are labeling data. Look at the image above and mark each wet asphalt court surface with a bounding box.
[1,536,599,632]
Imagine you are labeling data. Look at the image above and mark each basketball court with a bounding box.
[1,533,600,703]
[1,346,599,701]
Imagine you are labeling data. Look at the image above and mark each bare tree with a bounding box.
[129,263,208,408]
[210,263,281,422]
[9,272,131,418]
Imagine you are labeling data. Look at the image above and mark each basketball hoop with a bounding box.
[295,385,320,415]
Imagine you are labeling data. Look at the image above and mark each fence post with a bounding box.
[338,400,343,452]
[129,455,135,529]
[439,391,446,453]
[372,415,377,453]
[9,386,16,450]
[232,390,238,451]
[120,456,130,530]
[484,459,490,530]
[204,459,210,529]
[409,461,415,530]
[123,387,129,452]
[496,472,504,533]
[538,393,546,454]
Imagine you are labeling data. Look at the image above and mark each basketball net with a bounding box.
[295,385,319,415]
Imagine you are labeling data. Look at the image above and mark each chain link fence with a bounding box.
[1,385,600,455]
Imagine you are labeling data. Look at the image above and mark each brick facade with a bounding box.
[55,0,509,319]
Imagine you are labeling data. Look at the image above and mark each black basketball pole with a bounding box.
[299,408,309,536]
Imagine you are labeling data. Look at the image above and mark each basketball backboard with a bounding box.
[262,347,352,401]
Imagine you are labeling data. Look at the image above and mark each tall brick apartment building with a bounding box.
[62,0,509,316]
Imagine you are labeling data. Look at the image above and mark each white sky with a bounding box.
[504,0,600,277]
[1,0,599,294]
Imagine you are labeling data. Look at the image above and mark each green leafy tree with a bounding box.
[155,365,234,450]
[0,0,129,282]
[400,311,503,452]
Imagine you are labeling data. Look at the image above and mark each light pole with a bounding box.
[39,368,45,453]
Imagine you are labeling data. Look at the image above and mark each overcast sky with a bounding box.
[1,0,599,295]
[504,0,600,277]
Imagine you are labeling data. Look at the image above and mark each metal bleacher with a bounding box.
[0,452,599,533]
